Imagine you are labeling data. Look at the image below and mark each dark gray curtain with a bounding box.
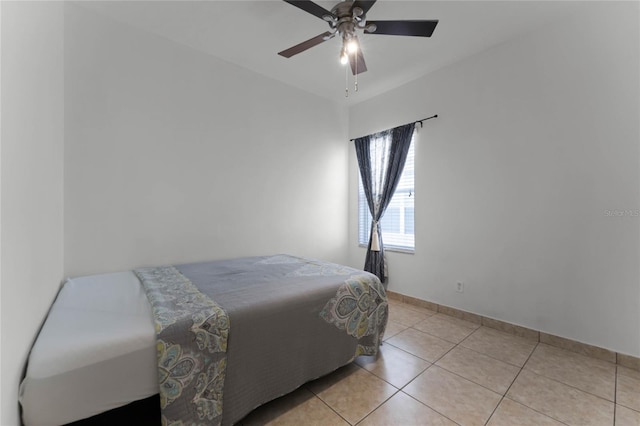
[354,122,416,283]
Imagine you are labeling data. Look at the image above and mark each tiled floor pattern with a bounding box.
[240,300,640,425]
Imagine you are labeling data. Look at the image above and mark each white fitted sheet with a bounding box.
[19,271,158,426]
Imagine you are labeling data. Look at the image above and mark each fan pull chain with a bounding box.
[355,56,358,92]
[345,62,349,97]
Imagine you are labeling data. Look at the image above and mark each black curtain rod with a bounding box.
[350,114,438,141]
[414,114,438,128]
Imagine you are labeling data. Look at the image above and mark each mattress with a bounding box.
[19,256,388,426]
[19,271,158,426]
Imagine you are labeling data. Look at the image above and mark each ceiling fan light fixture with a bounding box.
[339,46,349,64]
[346,38,358,53]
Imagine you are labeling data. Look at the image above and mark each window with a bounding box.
[358,134,415,252]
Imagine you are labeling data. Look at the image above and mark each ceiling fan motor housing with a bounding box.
[330,1,367,38]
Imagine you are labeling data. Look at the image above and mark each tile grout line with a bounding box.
[514,342,617,426]
[399,389,464,426]
[316,394,353,425]
[513,343,619,405]
[348,362,403,426]
[387,318,531,392]
[385,325,456,364]
[455,339,531,369]
[395,322,495,425]
[303,364,363,426]
[503,366,562,424]
[407,323,473,346]
[382,333,464,425]
[522,363,617,404]
[352,389,401,426]
[356,341,432,393]
[342,359,434,426]
[500,342,591,426]
[613,364,618,426]
[383,339,431,362]
[429,328,507,395]
[364,360,431,392]
[483,341,539,425]
[431,359,512,398]
[304,373,359,426]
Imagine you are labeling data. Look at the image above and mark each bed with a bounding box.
[19,255,388,425]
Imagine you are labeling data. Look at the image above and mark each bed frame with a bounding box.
[65,395,160,426]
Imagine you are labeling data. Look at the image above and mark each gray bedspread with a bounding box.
[135,254,388,425]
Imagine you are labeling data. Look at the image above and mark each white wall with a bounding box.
[349,2,640,357]
[64,4,349,277]
[1,2,65,425]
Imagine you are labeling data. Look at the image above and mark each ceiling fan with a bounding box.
[278,0,439,76]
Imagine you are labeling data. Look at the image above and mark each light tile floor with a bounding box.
[239,300,640,425]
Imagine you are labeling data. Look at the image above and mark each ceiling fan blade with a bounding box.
[283,0,334,21]
[278,31,334,58]
[349,39,367,75]
[365,20,438,37]
[351,0,377,15]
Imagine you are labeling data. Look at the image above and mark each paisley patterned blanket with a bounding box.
[135,255,387,426]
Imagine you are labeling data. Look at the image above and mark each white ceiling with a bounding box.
[77,0,589,104]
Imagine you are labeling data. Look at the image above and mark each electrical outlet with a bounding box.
[456,282,464,293]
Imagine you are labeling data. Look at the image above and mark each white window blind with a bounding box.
[358,133,415,252]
